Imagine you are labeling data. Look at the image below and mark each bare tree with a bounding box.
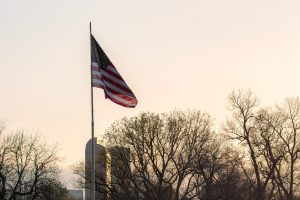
[73,110,214,200]
[257,97,300,200]
[104,110,215,200]
[225,90,300,200]
[0,121,10,200]
[0,127,61,200]
[224,90,278,200]
[36,179,75,200]
[193,137,252,200]
[276,97,300,200]
[255,108,285,200]
[72,92,300,200]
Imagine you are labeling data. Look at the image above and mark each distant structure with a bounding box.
[85,138,107,200]
[85,137,130,200]
[68,190,83,200]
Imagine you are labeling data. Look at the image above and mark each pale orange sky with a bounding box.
[1,0,300,187]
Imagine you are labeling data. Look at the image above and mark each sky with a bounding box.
[1,0,300,188]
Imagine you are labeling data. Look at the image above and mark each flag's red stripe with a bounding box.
[92,83,104,89]
[92,74,103,80]
[91,66,99,70]
[101,76,133,94]
[92,75,138,106]
[104,89,136,107]
[104,87,137,103]
[107,96,135,108]
[104,68,124,82]
[92,66,124,81]
[90,37,137,108]
[92,68,135,95]
[92,74,134,97]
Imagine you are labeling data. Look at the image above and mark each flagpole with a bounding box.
[89,21,96,200]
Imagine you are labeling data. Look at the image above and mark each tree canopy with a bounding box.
[73,90,300,200]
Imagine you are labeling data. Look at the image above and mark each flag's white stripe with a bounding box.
[93,76,134,98]
[93,78,135,100]
[92,79,105,86]
[92,71,103,77]
[92,62,121,78]
[103,81,135,98]
[92,62,137,107]
[106,66,120,76]
[92,62,99,67]
[106,91,136,107]
[92,70,128,88]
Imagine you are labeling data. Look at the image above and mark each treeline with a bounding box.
[0,124,74,200]
[73,90,300,200]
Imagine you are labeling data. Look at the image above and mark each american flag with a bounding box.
[90,34,138,108]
